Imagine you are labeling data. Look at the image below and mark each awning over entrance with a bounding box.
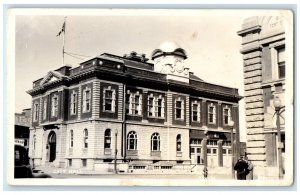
[189,130,205,139]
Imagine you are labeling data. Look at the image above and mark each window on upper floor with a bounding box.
[277,47,285,79]
[148,94,165,118]
[43,99,47,120]
[127,131,137,150]
[70,130,74,148]
[33,103,39,122]
[103,87,116,112]
[82,88,91,112]
[83,129,88,148]
[191,100,201,122]
[51,95,58,117]
[33,134,36,150]
[70,91,77,115]
[104,129,111,149]
[223,105,231,125]
[208,103,216,124]
[176,134,182,152]
[126,90,142,115]
[175,97,184,120]
[151,133,160,151]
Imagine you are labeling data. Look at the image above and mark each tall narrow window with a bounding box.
[70,130,74,148]
[148,96,154,117]
[33,135,36,150]
[83,88,91,112]
[151,133,160,151]
[83,129,88,148]
[51,95,58,117]
[208,103,216,124]
[70,91,77,115]
[148,94,165,118]
[103,87,116,112]
[175,98,184,120]
[176,134,181,152]
[33,103,39,121]
[192,101,201,122]
[104,129,111,149]
[277,47,285,78]
[127,131,137,150]
[223,106,231,125]
[43,99,47,120]
[127,90,142,115]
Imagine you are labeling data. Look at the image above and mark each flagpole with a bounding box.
[62,17,66,65]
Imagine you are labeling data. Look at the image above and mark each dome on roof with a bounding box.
[151,41,187,60]
[158,41,181,52]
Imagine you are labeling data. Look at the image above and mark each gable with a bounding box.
[40,71,66,86]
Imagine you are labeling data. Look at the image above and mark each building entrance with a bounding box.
[48,131,56,162]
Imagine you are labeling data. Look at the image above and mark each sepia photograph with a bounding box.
[6,8,294,186]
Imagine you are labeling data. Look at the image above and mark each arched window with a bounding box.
[104,129,111,149]
[176,134,181,152]
[70,130,74,148]
[151,133,160,151]
[127,131,137,150]
[83,129,88,148]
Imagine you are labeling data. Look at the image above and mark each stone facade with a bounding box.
[238,16,286,178]
[27,42,242,173]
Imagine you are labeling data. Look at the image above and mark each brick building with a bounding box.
[27,41,242,173]
[15,108,31,149]
[238,16,286,178]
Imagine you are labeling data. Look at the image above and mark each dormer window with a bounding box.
[103,86,116,112]
[83,87,91,113]
[175,97,184,120]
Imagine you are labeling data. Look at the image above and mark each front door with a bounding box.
[48,131,56,162]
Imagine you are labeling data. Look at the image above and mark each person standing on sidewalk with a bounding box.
[234,156,248,180]
[245,156,254,180]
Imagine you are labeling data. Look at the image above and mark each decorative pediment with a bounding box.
[40,71,67,86]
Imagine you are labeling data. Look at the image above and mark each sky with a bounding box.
[12,9,265,141]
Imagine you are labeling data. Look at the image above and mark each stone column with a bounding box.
[202,138,208,167]
[218,140,223,167]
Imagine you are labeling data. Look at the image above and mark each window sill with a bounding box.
[175,118,184,121]
[126,114,142,117]
[148,116,165,119]
[103,110,115,114]
[82,110,91,114]
[191,120,201,123]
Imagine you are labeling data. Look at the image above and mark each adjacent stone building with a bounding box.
[238,16,286,178]
[27,42,242,173]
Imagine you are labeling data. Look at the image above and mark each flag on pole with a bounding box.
[56,21,65,37]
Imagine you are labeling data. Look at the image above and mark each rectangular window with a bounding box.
[175,100,184,120]
[223,108,229,125]
[43,99,47,120]
[190,148,195,154]
[68,159,72,167]
[33,103,39,121]
[82,159,87,167]
[70,92,77,115]
[212,149,217,154]
[51,96,58,117]
[197,148,201,153]
[222,149,227,155]
[157,99,163,117]
[104,90,113,111]
[192,102,201,122]
[148,94,164,118]
[207,149,211,154]
[277,47,285,78]
[148,97,154,117]
[208,104,216,124]
[127,91,142,115]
